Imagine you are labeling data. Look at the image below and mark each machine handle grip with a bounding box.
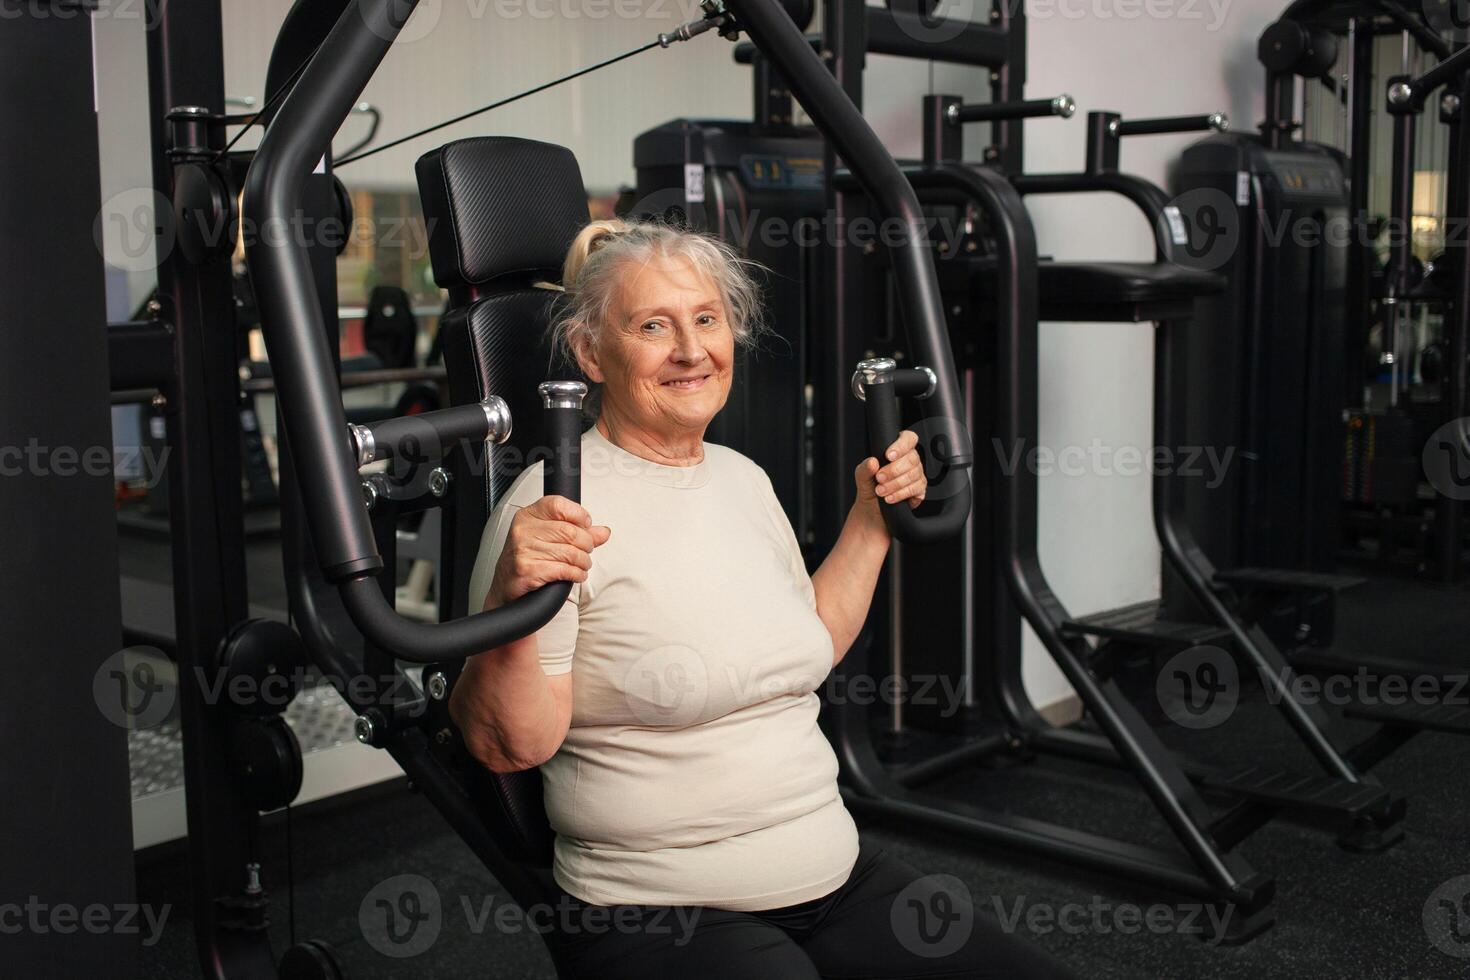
[853,359,971,545]
[340,382,587,663]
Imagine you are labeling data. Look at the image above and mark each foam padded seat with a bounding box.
[1036,261,1225,322]
[414,136,592,869]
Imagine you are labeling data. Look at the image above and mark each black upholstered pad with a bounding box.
[1039,261,1224,304]
[415,136,591,289]
[439,289,572,513]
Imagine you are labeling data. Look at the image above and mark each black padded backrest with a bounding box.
[417,137,591,868]
[416,136,592,290]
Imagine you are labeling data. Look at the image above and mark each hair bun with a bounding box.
[562,219,629,290]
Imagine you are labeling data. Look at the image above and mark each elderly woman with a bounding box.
[453,221,1075,979]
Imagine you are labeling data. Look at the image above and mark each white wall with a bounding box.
[1017,0,1279,708]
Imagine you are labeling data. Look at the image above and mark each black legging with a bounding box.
[546,838,1081,979]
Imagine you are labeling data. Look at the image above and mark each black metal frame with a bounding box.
[132,0,980,974]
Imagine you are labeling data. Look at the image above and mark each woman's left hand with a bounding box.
[854,430,926,512]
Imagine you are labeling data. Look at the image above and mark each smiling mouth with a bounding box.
[661,375,710,389]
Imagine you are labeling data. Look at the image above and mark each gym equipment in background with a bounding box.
[1228,2,1469,582]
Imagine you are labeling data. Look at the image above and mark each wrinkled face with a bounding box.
[578,253,735,438]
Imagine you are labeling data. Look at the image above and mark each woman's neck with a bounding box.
[596,413,704,467]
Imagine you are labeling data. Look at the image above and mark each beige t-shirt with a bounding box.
[466,424,859,911]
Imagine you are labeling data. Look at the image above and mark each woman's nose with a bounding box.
[671,324,707,363]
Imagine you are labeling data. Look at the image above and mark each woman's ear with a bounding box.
[572,330,604,383]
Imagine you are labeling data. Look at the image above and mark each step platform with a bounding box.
[1197,764,1391,818]
[1061,599,1232,648]
[1214,567,1366,595]
[1346,699,1470,736]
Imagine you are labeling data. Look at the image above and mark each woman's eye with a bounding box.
[697,314,717,327]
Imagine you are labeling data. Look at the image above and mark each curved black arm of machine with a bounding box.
[347,397,512,468]
[340,381,587,662]
[851,358,971,543]
[724,0,973,536]
[242,0,586,662]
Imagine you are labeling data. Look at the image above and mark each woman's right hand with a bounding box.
[485,495,611,609]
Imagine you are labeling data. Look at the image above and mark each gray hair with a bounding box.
[549,219,769,374]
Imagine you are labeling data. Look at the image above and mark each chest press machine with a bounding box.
[106,0,974,975]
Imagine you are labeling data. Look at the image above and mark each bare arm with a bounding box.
[448,495,609,773]
[811,431,926,665]
[449,627,574,774]
[811,503,890,666]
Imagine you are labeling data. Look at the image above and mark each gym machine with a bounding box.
[1182,2,1469,584]
[59,0,974,976]
[1169,7,1470,724]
